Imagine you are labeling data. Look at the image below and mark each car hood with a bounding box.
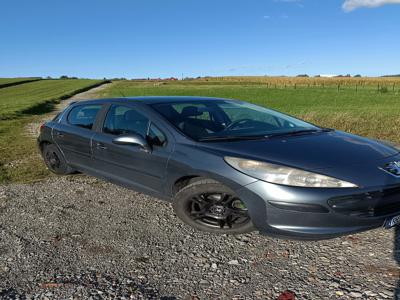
[199,130,399,171]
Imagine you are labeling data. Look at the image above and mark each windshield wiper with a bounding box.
[265,128,333,139]
[198,128,333,142]
[198,135,267,142]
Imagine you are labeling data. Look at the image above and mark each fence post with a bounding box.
[294,84,297,89]
[337,84,340,92]
[356,85,358,92]
[393,83,395,92]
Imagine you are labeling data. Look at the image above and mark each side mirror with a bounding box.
[112,134,151,152]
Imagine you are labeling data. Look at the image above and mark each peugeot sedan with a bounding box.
[38,97,400,240]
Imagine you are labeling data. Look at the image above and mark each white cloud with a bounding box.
[343,0,400,12]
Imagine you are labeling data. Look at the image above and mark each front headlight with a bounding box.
[224,157,357,188]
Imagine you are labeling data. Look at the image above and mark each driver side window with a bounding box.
[103,105,149,137]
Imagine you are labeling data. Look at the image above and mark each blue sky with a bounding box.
[0,0,399,78]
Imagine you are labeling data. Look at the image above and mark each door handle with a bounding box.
[96,142,108,150]
[55,132,64,138]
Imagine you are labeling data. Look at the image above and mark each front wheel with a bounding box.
[173,179,254,234]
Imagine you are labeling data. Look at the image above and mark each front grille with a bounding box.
[328,186,400,217]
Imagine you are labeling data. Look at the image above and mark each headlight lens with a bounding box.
[224,157,357,188]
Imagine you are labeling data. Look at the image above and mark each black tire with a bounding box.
[173,179,254,234]
[42,144,74,175]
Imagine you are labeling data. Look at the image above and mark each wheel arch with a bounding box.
[171,173,267,231]
[38,140,52,153]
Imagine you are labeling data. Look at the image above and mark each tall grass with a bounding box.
[197,76,400,90]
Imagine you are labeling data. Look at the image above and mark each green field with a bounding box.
[0,77,399,184]
[0,79,103,119]
[100,80,400,143]
[0,77,42,88]
[0,79,106,183]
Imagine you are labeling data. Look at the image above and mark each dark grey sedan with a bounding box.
[38,97,400,240]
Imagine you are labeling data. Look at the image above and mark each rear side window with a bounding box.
[68,104,102,130]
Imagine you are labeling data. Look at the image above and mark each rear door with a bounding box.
[91,103,173,195]
[53,103,103,170]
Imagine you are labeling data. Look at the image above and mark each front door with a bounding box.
[91,104,173,195]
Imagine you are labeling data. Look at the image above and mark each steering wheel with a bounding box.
[224,119,254,131]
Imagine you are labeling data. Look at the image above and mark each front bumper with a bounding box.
[236,180,400,240]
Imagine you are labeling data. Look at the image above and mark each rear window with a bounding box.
[67,104,102,130]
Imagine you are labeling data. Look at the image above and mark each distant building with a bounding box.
[319,74,338,78]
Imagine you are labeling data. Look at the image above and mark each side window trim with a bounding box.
[148,122,168,147]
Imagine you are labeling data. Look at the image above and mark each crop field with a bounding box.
[0,79,106,183]
[200,76,400,90]
[0,76,399,184]
[0,79,103,119]
[100,79,400,143]
[0,77,42,88]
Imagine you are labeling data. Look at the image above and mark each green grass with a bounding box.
[0,79,103,119]
[0,79,106,183]
[100,80,400,143]
[0,77,42,88]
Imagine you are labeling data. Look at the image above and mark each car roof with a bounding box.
[69,96,239,106]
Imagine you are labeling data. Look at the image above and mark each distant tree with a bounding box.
[46,76,52,79]
[382,74,400,77]
[60,75,69,79]
[354,74,362,77]
[314,75,321,77]
[297,74,309,77]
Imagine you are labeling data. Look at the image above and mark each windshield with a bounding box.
[151,100,319,141]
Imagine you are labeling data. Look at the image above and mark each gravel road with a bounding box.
[0,175,399,299]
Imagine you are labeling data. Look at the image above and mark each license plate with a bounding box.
[384,215,400,229]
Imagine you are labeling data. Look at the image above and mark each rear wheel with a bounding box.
[173,179,254,234]
[42,144,74,175]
